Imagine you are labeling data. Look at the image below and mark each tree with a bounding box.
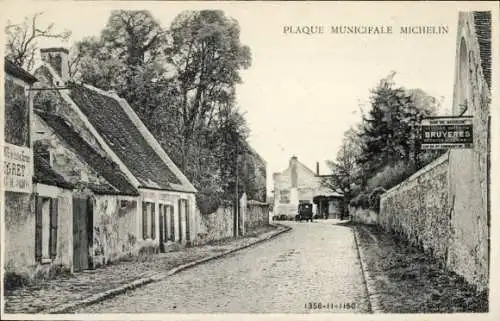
[165,10,252,171]
[323,127,363,215]
[74,9,254,212]
[4,12,71,71]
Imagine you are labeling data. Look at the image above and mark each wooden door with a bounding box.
[73,197,92,272]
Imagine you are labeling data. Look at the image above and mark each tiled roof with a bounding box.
[35,110,139,196]
[4,59,38,84]
[473,11,491,90]
[68,84,182,189]
[33,153,73,189]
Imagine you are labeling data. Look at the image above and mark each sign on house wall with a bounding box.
[420,117,473,149]
[3,143,33,193]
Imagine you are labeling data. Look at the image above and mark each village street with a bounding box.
[76,221,370,313]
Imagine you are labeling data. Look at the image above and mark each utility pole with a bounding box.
[234,135,239,237]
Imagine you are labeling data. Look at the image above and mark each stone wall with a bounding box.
[379,154,450,263]
[349,206,378,225]
[194,205,234,245]
[244,201,270,231]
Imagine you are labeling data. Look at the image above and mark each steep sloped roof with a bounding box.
[473,11,491,90]
[35,110,139,196]
[33,153,73,189]
[68,83,184,190]
[4,59,38,84]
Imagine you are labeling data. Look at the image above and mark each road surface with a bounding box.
[77,220,370,313]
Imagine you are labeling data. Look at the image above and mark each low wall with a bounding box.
[245,201,270,231]
[349,206,377,225]
[379,154,450,263]
[194,205,234,245]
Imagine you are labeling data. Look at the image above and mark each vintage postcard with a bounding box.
[0,0,498,320]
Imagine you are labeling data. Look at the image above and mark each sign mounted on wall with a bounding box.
[420,116,473,149]
[3,143,33,193]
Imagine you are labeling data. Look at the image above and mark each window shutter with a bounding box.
[163,207,168,241]
[151,204,156,240]
[35,195,43,261]
[178,200,182,242]
[87,198,94,247]
[49,198,59,259]
[142,202,147,240]
[169,205,175,241]
[185,200,190,242]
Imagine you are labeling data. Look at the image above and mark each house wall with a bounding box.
[447,12,490,291]
[4,185,73,279]
[273,157,323,216]
[92,196,138,267]
[4,192,36,277]
[3,69,38,279]
[138,189,197,249]
[379,155,450,263]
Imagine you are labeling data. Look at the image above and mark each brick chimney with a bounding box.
[40,47,69,84]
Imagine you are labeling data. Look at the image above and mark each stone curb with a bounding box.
[44,224,292,314]
[352,226,384,313]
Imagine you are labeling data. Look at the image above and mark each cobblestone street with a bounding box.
[77,221,369,313]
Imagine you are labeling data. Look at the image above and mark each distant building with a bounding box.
[273,156,342,218]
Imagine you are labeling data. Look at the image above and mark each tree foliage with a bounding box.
[73,9,257,211]
[325,72,443,211]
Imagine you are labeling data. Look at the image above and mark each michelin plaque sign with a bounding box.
[420,116,473,149]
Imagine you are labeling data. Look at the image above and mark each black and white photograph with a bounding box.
[0,0,498,318]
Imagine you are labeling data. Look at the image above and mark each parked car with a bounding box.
[296,202,314,222]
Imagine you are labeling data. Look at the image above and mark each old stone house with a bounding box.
[32,48,198,267]
[33,109,141,271]
[273,156,342,217]
[3,59,75,281]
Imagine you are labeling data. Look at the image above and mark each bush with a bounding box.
[350,192,370,209]
[368,187,386,212]
[196,191,221,215]
[367,161,414,191]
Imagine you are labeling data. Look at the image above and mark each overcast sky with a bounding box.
[2,1,497,194]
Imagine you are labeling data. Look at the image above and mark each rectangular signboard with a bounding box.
[420,117,473,149]
[3,143,33,193]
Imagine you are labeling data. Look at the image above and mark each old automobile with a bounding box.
[295,202,314,222]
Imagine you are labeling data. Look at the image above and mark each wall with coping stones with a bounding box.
[379,154,450,263]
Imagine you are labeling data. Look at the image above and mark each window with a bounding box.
[35,196,58,262]
[142,202,156,240]
[279,190,290,204]
[158,204,169,242]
